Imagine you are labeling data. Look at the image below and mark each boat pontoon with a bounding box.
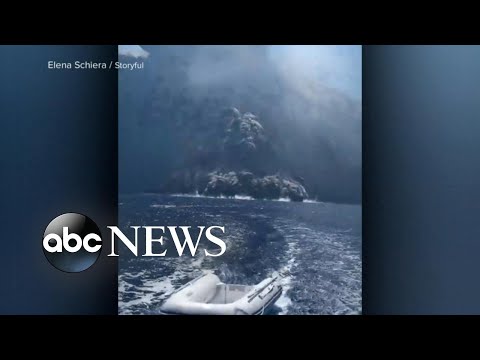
[159,273,282,315]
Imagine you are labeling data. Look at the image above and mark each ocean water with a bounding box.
[118,194,362,315]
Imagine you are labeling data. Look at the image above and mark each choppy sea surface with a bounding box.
[118,194,361,315]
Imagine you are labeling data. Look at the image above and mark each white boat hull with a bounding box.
[159,273,283,315]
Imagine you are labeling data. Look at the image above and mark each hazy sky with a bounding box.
[120,45,362,100]
[267,45,362,100]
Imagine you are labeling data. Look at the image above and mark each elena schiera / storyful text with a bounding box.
[47,61,144,70]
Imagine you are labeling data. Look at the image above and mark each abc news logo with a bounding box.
[43,213,103,273]
[43,213,226,273]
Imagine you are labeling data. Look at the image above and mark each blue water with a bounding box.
[118,194,362,315]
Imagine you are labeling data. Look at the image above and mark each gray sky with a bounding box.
[119,45,361,100]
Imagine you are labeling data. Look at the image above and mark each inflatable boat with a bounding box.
[159,273,282,315]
